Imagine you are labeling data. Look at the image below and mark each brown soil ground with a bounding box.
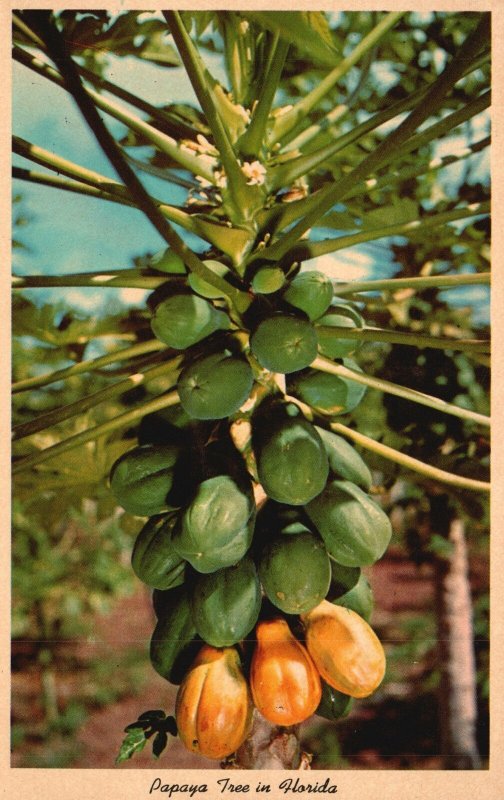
[11,548,489,770]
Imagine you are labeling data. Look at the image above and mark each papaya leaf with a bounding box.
[117,711,177,763]
[361,198,419,229]
[242,12,339,66]
[152,731,168,759]
[116,727,148,764]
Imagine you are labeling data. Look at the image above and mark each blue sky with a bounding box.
[12,30,490,323]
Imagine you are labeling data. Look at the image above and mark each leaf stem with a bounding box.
[238,35,290,157]
[13,44,217,182]
[291,200,490,260]
[270,12,405,143]
[12,392,181,475]
[12,270,170,291]
[260,16,490,262]
[312,356,490,427]
[12,138,198,232]
[329,422,490,493]
[12,340,167,394]
[315,327,490,354]
[163,11,250,222]
[334,271,491,296]
[13,358,182,441]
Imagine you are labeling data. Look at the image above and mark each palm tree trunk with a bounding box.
[432,499,481,769]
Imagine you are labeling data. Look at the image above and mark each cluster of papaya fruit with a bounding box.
[109,252,391,761]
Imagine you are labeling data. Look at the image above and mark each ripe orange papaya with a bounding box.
[175,644,253,760]
[250,618,322,726]
[301,600,385,698]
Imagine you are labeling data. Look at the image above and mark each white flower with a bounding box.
[241,160,266,186]
[196,175,213,189]
[214,169,228,189]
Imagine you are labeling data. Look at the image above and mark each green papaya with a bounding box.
[150,585,200,685]
[109,444,180,517]
[149,247,187,274]
[172,474,255,573]
[333,572,374,622]
[177,350,253,420]
[253,406,329,505]
[258,531,331,614]
[190,557,261,647]
[316,682,353,721]
[289,359,366,416]
[316,304,364,359]
[150,291,229,349]
[328,560,361,596]
[250,313,318,374]
[315,427,372,490]
[305,479,392,567]
[131,513,186,590]
[283,270,333,321]
[251,266,286,294]
[187,259,232,299]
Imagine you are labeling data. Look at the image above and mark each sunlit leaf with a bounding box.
[242,11,339,65]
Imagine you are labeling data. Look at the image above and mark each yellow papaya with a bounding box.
[301,600,385,698]
[250,619,322,726]
[175,645,253,760]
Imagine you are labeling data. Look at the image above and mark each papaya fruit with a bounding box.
[109,444,180,517]
[251,266,286,294]
[289,359,366,416]
[172,474,255,573]
[315,427,372,490]
[333,572,374,622]
[328,560,361,596]
[305,479,392,567]
[250,313,318,374]
[316,303,364,359]
[190,557,261,647]
[149,247,187,274]
[187,259,232,299]
[283,270,333,321]
[131,513,186,591]
[177,350,253,420]
[175,644,253,759]
[253,406,329,505]
[316,682,353,721]
[258,531,331,614]
[250,618,322,726]
[301,600,386,698]
[150,291,229,349]
[150,585,200,685]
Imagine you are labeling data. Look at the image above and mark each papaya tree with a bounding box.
[12,10,490,769]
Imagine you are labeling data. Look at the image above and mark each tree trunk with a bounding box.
[432,501,481,769]
[230,710,302,769]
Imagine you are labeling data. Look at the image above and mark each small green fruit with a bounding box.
[177,350,253,420]
[250,313,318,374]
[150,292,229,349]
[149,247,186,274]
[283,270,333,321]
[251,266,286,294]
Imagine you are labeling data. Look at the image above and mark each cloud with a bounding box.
[305,251,374,282]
